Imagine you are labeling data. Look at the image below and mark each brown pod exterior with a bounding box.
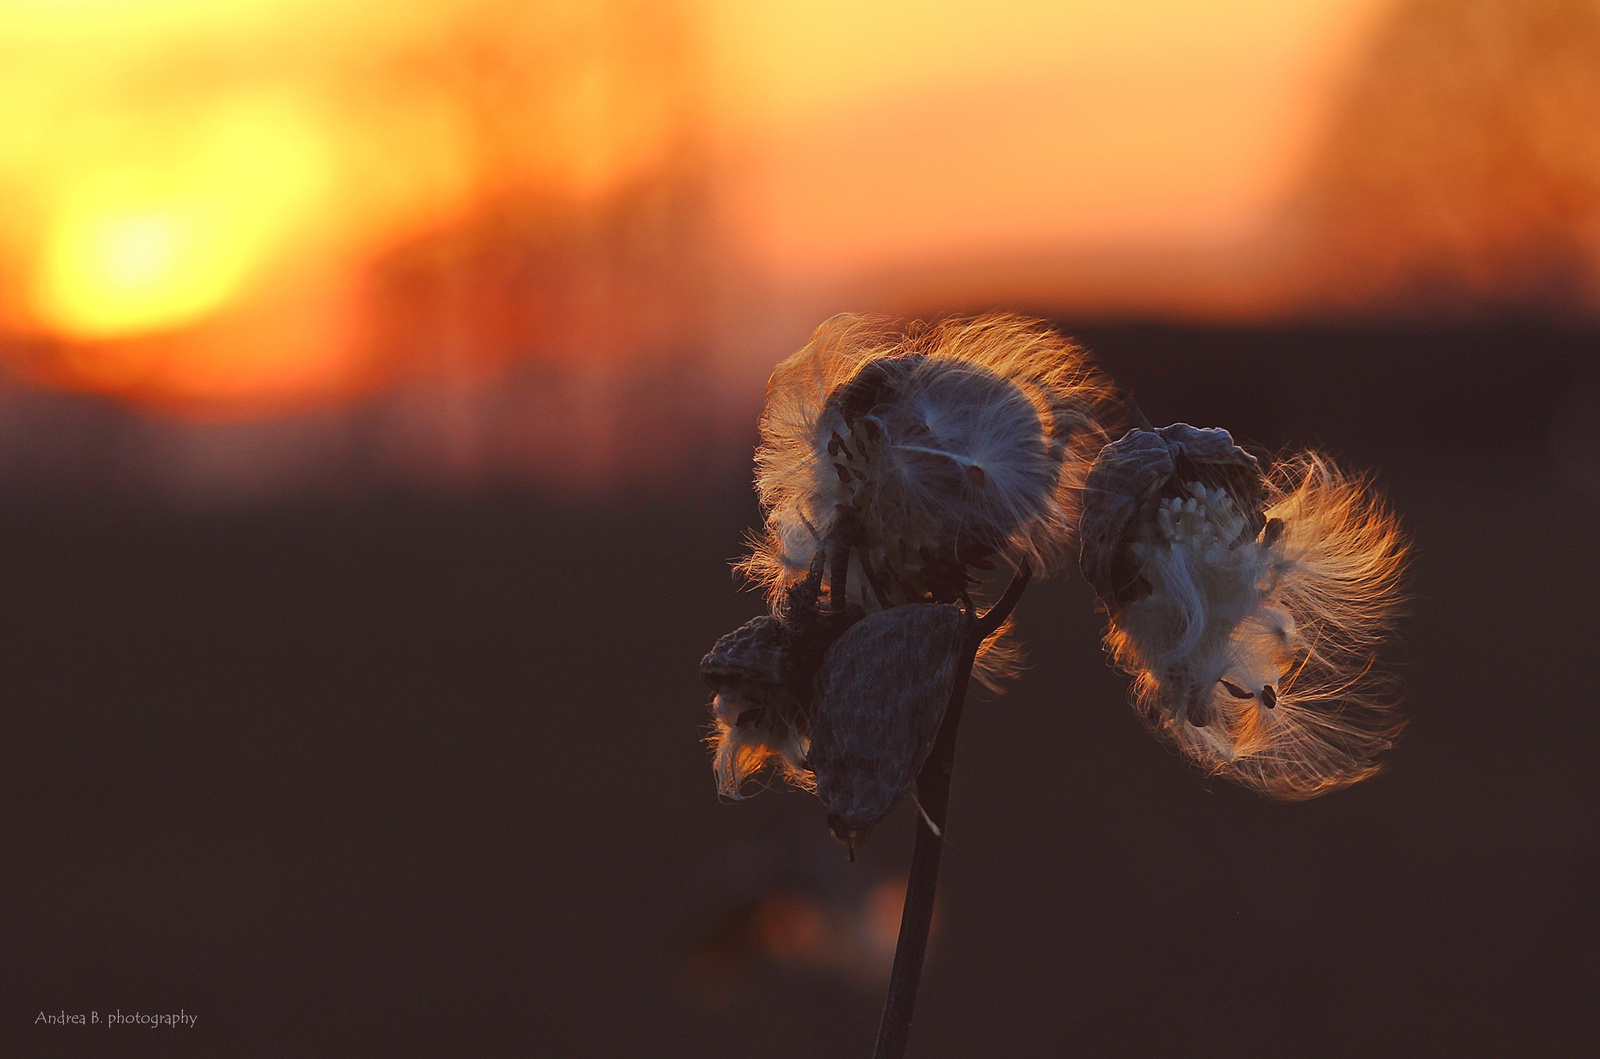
[1078,424,1267,613]
[807,604,971,844]
[699,615,789,691]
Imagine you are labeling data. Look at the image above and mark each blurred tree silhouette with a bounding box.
[1295,0,1600,317]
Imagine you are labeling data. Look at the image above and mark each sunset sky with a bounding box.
[704,0,1392,281]
[3,0,1580,413]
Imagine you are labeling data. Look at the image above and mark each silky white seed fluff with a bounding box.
[1106,455,1407,800]
[739,314,1110,611]
[706,687,813,799]
[828,362,1049,558]
[711,313,1110,798]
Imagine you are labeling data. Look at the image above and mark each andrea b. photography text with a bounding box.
[35,1009,197,1028]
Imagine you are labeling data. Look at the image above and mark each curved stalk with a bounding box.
[872,563,1032,1059]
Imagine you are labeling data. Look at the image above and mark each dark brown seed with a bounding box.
[1220,679,1254,699]
[1261,684,1278,709]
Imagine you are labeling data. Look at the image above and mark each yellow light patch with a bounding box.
[33,93,328,340]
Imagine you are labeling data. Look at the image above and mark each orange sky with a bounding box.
[704,0,1393,282]
[0,0,1401,413]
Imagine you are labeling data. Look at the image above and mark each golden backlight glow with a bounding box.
[0,0,699,411]
[35,95,328,340]
[17,0,1580,419]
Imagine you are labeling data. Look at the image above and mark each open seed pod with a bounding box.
[1080,426,1407,800]
[742,314,1111,613]
[1079,423,1267,614]
[700,615,812,799]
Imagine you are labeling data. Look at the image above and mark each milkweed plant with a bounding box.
[699,314,1408,1058]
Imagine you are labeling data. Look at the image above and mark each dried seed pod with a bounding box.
[807,604,972,851]
[1079,424,1266,613]
[1080,426,1408,800]
[700,615,812,799]
[740,314,1112,613]
[813,353,1054,604]
[700,616,789,691]
[699,546,869,800]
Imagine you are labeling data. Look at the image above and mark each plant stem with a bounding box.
[872,564,1031,1059]
[829,535,852,609]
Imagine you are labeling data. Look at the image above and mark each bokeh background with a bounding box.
[3,0,1597,1055]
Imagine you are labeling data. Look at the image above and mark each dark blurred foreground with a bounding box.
[4,323,1599,1057]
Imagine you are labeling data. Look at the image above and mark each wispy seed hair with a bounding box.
[1106,450,1409,800]
[739,313,1113,608]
